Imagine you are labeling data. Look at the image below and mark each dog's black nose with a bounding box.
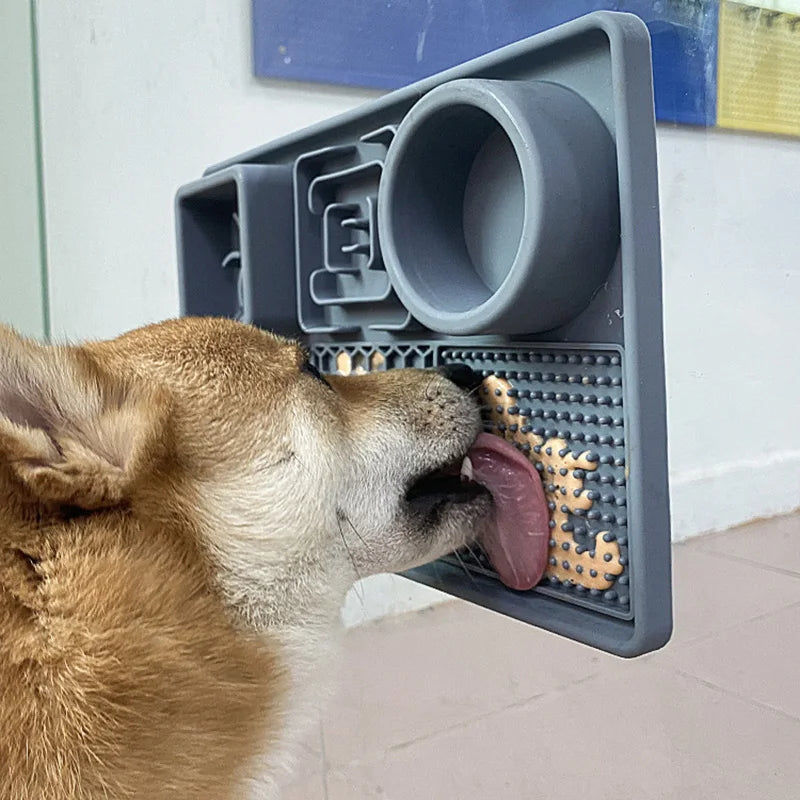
[438,363,483,393]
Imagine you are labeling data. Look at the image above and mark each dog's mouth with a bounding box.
[405,457,486,505]
[405,433,550,591]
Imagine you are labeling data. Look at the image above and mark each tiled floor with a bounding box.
[280,514,800,799]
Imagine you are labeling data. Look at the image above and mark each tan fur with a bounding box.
[0,317,488,799]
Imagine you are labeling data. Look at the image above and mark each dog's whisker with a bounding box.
[337,515,362,585]
[342,513,371,553]
[463,542,484,566]
[340,514,367,604]
[452,550,478,585]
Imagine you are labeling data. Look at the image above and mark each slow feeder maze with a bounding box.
[176,12,671,655]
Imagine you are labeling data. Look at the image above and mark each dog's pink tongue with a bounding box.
[468,433,549,591]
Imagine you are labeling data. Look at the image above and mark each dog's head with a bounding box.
[0,317,489,622]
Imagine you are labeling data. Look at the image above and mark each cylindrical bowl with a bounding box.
[378,78,620,335]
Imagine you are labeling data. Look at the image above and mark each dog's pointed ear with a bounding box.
[0,327,169,509]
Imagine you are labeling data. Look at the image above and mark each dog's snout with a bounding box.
[437,363,482,393]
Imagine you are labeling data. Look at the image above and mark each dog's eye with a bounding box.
[301,360,331,388]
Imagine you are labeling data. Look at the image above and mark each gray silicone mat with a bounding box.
[175,11,672,657]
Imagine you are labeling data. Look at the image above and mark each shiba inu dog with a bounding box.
[2,316,542,799]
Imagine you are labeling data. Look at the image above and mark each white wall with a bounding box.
[658,126,800,537]
[36,0,379,341]
[0,0,47,338]
[34,1,800,619]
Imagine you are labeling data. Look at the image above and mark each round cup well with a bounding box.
[378,78,620,335]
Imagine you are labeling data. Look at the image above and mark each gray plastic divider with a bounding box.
[176,164,296,334]
[176,11,672,657]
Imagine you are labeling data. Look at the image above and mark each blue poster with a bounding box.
[253,0,718,126]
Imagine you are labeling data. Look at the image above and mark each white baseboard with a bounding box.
[669,450,800,541]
